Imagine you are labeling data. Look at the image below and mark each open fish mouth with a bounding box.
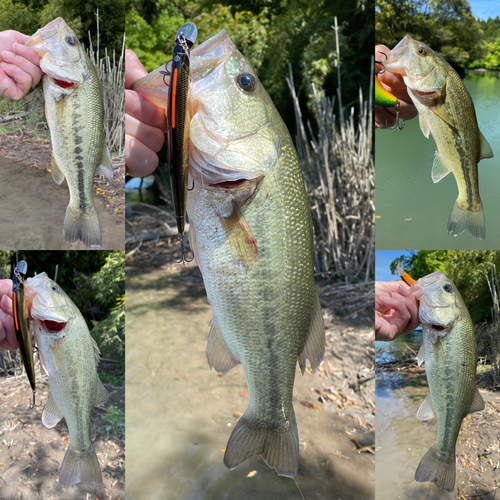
[42,320,68,333]
[48,75,76,89]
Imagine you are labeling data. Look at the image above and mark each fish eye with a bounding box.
[417,47,427,56]
[237,73,256,92]
[66,36,75,46]
[443,283,453,293]
[51,285,60,293]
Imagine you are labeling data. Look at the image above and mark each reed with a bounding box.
[485,264,500,386]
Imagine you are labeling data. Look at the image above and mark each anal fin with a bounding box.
[206,318,239,375]
[479,131,494,160]
[42,392,64,428]
[468,387,485,414]
[431,152,451,183]
[51,156,65,185]
[298,292,325,374]
[94,379,109,407]
[417,393,436,420]
[97,147,114,179]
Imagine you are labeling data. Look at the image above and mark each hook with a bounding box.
[187,176,195,191]
[376,51,387,74]
[386,101,405,131]
[172,233,194,264]
[30,390,42,409]
[159,60,172,86]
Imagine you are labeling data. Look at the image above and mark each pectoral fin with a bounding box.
[479,132,494,160]
[417,393,436,420]
[430,104,456,132]
[42,392,63,428]
[431,152,451,183]
[51,156,65,185]
[219,210,258,265]
[468,387,485,414]
[206,318,240,375]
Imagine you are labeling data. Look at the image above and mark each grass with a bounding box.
[101,404,125,440]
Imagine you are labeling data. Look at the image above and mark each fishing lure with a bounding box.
[12,260,40,408]
[165,22,198,263]
[375,52,405,130]
[397,263,415,286]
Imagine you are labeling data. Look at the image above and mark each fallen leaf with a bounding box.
[246,470,257,478]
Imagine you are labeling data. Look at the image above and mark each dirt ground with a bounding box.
[0,131,124,250]
[0,367,124,500]
[125,249,375,500]
[377,359,500,499]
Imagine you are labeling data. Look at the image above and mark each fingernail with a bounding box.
[2,51,14,62]
[125,89,140,112]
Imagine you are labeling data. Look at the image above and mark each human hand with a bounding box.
[125,49,167,177]
[375,280,420,341]
[0,30,42,100]
[0,279,18,350]
[375,44,417,129]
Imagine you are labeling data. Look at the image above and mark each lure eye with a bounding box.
[237,73,256,92]
[66,36,75,46]
[443,283,453,293]
[417,47,427,56]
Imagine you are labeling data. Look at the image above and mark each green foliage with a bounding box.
[0,0,124,59]
[471,38,500,69]
[390,250,500,324]
[126,0,372,134]
[376,0,485,69]
[101,404,125,439]
[91,296,125,361]
[0,0,39,34]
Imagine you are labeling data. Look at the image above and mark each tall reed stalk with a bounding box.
[486,264,500,385]
[288,32,374,282]
[87,10,125,156]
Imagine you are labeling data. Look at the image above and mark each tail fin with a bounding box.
[59,446,103,487]
[63,204,102,248]
[415,445,455,492]
[223,408,299,478]
[447,200,485,240]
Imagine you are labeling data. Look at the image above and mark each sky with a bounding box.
[375,250,414,282]
[469,0,500,20]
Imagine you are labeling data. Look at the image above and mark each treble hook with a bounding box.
[187,177,195,191]
[376,51,387,74]
[159,60,171,86]
[30,390,42,409]
[386,101,405,131]
[172,233,194,264]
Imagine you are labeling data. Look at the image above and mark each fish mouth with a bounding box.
[42,320,67,333]
[430,324,446,332]
[51,77,76,89]
[209,178,249,189]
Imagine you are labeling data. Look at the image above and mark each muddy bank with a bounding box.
[126,264,375,500]
[376,359,500,499]
[0,372,124,500]
[0,156,124,250]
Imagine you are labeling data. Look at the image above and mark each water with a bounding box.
[376,71,500,249]
[375,331,454,499]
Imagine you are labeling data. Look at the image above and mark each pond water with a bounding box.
[376,71,500,249]
[375,331,458,499]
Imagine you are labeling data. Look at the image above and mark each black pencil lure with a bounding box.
[166,22,197,263]
[12,260,40,407]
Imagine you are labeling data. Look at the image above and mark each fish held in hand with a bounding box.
[406,267,484,492]
[189,30,324,478]
[24,273,108,487]
[385,36,493,240]
[25,18,113,248]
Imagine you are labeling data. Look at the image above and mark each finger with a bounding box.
[2,50,42,87]
[126,113,165,153]
[125,50,147,88]
[0,295,17,350]
[12,43,41,68]
[0,61,32,99]
[125,134,160,177]
[125,89,167,132]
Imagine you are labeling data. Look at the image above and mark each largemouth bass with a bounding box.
[26,18,113,248]
[385,36,494,240]
[24,273,108,487]
[134,29,325,478]
[400,265,484,491]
